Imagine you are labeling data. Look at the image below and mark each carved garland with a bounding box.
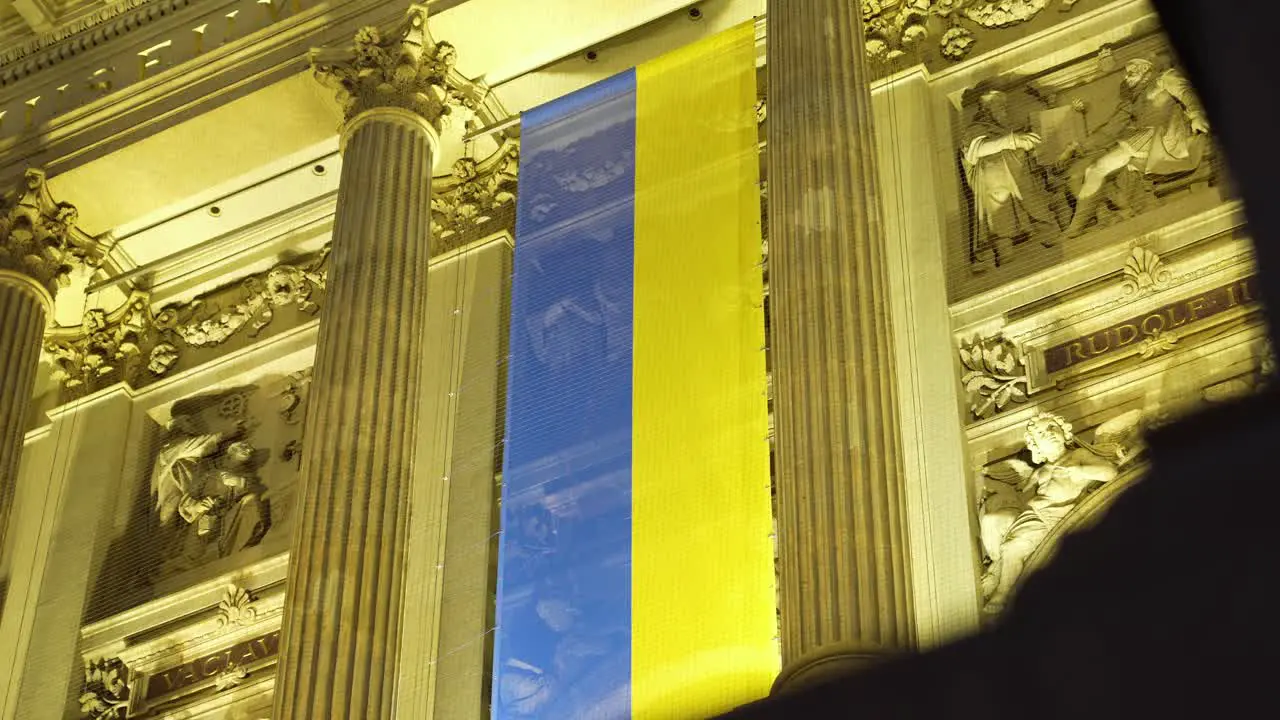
[43,247,330,392]
[863,0,1082,63]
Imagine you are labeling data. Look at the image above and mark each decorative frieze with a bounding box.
[43,247,330,392]
[863,0,1082,64]
[155,247,328,348]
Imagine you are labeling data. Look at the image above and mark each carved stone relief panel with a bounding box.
[85,372,311,623]
[949,32,1229,302]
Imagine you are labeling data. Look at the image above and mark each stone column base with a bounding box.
[773,644,902,694]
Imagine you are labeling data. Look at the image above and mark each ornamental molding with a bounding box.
[862,0,1083,64]
[0,0,181,79]
[311,3,487,133]
[43,247,330,393]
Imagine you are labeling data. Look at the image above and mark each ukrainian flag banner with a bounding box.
[491,21,776,720]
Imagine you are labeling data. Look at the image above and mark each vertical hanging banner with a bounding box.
[492,21,776,720]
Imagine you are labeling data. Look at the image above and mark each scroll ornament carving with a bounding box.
[79,658,129,719]
[312,5,480,131]
[863,0,1080,63]
[978,410,1143,614]
[0,169,102,298]
[1122,246,1172,297]
[155,247,329,348]
[216,585,259,629]
[45,291,174,389]
[960,334,1030,419]
[431,143,519,244]
[277,368,313,425]
[213,665,249,692]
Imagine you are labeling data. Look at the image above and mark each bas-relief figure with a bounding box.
[150,413,271,567]
[978,410,1143,614]
[960,46,1215,273]
[1059,57,1211,237]
[962,85,1066,269]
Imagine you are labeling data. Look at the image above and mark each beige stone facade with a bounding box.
[0,0,1264,717]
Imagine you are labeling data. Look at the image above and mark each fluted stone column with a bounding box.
[0,273,49,566]
[0,168,82,575]
[273,7,459,718]
[766,0,915,690]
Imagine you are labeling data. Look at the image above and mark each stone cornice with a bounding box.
[0,0,175,80]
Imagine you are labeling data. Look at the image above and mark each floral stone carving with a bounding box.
[960,334,1030,419]
[311,4,483,130]
[216,584,259,629]
[430,141,519,249]
[45,291,174,389]
[978,410,1143,614]
[1122,246,1172,297]
[0,169,105,298]
[79,658,130,719]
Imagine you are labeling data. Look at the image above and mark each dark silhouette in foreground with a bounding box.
[715,2,1280,717]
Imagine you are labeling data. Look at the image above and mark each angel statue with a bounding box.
[979,410,1143,614]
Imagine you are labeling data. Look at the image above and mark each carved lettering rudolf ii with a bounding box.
[1045,275,1258,373]
[962,47,1216,271]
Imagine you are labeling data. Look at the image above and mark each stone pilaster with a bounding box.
[0,168,89,572]
[766,0,915,690]
[272,6,457,719]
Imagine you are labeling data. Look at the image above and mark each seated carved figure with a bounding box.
[151,416,270,566]
[979,411,1143,614]
[1060,57,1211,237]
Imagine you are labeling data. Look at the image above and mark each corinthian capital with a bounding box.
[311,4,477,133]
[0,168,99,300]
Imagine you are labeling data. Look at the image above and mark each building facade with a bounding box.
[0,0,1265,718]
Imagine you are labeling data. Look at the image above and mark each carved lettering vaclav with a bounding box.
[143,630,281,702]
